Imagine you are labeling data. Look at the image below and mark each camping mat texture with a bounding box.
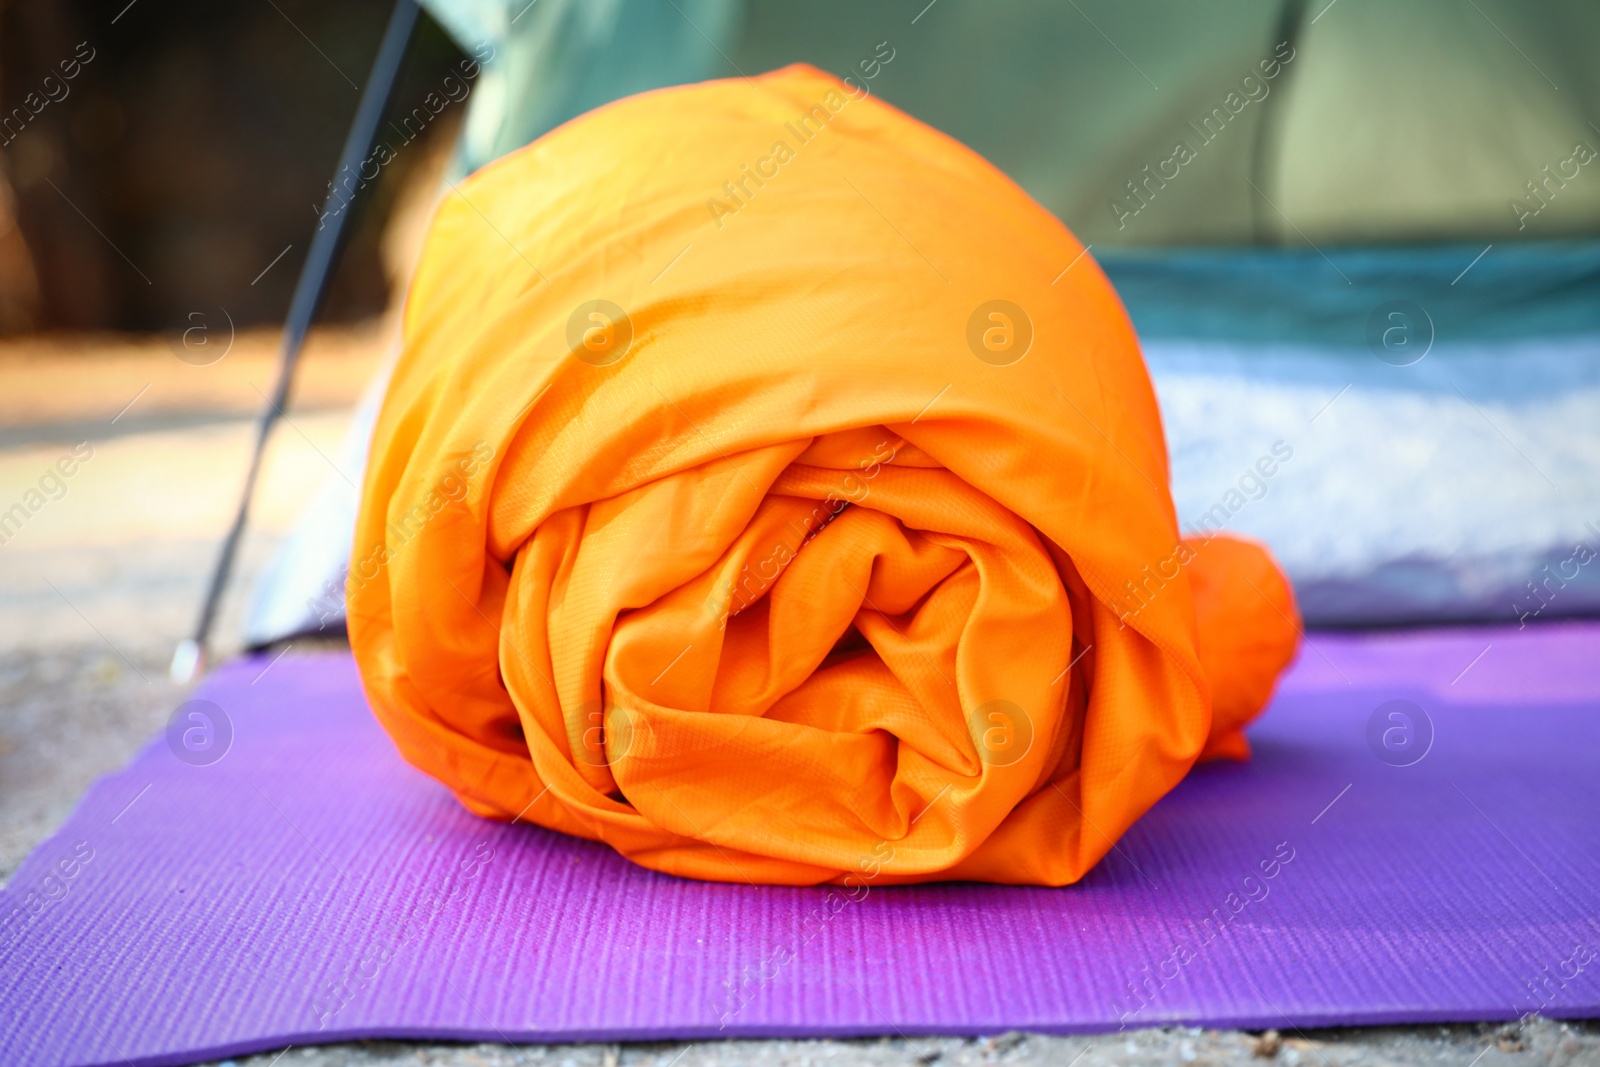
[3,622,1598,1067]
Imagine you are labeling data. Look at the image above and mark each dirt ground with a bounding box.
[2,331,1597,1067]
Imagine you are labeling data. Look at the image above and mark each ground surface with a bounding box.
[2,333,1597,1066]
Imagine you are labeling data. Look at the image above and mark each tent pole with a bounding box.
[171,0,421,684]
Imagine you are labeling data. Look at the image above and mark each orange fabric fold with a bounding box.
[348,64,1301,886]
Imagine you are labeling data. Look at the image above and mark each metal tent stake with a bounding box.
[171,0,420,684]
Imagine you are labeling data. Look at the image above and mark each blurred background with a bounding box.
[3,0,1600,876]
[7,0,1600,337]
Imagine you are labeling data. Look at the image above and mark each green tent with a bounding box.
[426,0,1600,249]
[239,0,1600,649]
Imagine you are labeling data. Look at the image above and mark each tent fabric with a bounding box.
[241,2,1600,644]
[423,0,1600,247]
[1102,241,1600,344]
[423,0,740,181]
[346,64,1300,886]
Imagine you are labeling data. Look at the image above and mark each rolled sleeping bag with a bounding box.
[348,64,1300,886]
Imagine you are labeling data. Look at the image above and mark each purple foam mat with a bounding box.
[4,623,1599,1067]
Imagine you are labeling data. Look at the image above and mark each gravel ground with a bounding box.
[202,1019,1600,1067]
[2,333,1597,1067]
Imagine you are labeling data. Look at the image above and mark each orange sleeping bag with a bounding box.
[348,64,1300,886]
